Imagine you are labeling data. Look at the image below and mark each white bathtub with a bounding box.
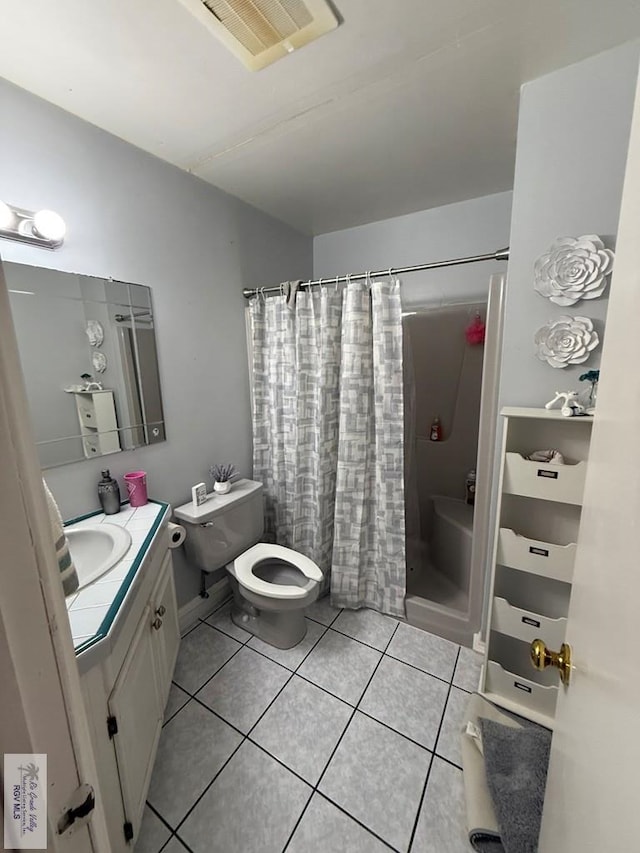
[431,495,474,597]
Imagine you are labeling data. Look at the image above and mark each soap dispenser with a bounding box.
[98,470,121,515]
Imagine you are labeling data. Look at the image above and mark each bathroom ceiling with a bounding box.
[1,1,640,235]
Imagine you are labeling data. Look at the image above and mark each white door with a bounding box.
[0,256,111,851]
[538,69,640,850]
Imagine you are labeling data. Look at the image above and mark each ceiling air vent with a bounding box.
[178,0,339,70]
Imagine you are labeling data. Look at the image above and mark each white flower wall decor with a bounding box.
[534,315,599,369]
[533,235,614,306]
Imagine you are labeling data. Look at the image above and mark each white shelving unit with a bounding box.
[72,390,121,458]
[480,406,592,728]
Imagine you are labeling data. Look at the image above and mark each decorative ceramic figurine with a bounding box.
[545,390,586,417]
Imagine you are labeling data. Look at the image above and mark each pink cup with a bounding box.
[124,471,148,507]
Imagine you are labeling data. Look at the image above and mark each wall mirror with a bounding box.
[6,262,166,469]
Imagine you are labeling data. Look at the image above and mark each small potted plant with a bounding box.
[209,463,237,495]
[579,369,599,414]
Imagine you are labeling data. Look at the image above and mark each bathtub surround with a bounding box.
[0,77,313,607]
[250,281,406,616]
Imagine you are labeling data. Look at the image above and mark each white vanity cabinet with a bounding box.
[79,526,179,850]
[480,407,592,728]
[150,551,181,709]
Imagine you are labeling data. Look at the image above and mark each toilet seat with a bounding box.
[234,543,323,599]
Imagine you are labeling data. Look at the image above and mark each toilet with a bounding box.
[174,479,323,648]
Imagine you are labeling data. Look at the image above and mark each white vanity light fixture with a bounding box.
[0,200,66,249]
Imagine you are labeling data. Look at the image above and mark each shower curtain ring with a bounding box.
[335,275,340,292]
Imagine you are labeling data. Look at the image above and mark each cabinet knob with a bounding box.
[156,605,166,617]
[152,617,163,631]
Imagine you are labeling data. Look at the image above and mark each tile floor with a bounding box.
[136,598,483,853]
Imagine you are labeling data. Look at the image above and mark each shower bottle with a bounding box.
[429,416,442,441]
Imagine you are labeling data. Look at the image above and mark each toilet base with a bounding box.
[230,595,308,649]
[226,569,318,649]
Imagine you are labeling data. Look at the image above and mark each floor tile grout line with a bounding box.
[245,620,331,739]
[327,622,399,653]
[435,754,464,773]
[179,621,202,640]
[431,646,462,759]
[291,670,362,710]
[242,620,331,675]
[247,737,314,790]
[382,649,459,687]
[305,602,343,629]
[280,704,355,853]
[313,622,400,800]
[280,788,316,853]
[285,620,403,852]
[158,830,195,853]
[246,670,297,738]
[199,612,253,647]
[179,639,246,697]
[355,708,437,755]
[144,800,177,836]
[315,791,401,852]
[407,646,461,852]
[189,694,252,740]
[172,737,247,836]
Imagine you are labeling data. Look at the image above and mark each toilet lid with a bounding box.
[234,543,323,599]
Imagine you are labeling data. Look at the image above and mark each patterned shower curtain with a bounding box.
[250,280,406,617]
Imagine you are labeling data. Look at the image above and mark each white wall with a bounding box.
[500,41,640,406]
[314,192,512,306]
[0,79,312,606]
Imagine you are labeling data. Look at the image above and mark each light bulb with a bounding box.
[0,200,15,230]
[33,209,66,243]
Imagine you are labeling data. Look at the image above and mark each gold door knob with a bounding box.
[530,638,571,685]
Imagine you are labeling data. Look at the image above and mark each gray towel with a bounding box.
[478,718,552,853]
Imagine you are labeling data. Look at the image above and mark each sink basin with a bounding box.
[65,523,132,591]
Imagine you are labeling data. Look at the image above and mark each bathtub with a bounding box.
[430,495,474,606]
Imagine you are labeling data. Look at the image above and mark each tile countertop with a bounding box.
[64,500,169,655]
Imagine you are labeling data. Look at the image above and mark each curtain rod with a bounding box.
[242,247,509,299]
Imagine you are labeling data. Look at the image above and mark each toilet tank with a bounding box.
[173,479,264,572]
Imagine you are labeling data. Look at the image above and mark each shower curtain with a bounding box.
[250,280,406,617]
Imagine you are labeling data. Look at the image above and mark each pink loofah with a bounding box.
[465,312,485,345]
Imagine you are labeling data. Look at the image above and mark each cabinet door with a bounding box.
[151,551,180,709]
[108,604,163,840]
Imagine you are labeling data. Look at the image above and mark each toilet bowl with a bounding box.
[173,480,324,649]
